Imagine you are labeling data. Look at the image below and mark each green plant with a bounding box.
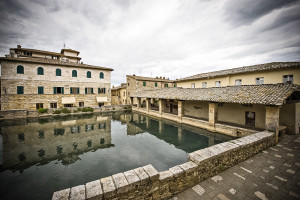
[38,108,48,113]
[53,110,61,114]
[77,108,82,112]
[61,108,71,114]
[73,110,78,113]
[82,107,94,112]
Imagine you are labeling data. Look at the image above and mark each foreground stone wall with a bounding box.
[52,131,275,200]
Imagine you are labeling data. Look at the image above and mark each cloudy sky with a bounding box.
[0,0,299,85]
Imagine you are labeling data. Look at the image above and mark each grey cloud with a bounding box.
[223,0,298,26]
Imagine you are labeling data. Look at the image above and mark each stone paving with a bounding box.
[171,134,300,200]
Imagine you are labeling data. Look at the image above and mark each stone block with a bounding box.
[52,188,70,200]
[179,161,198,174]
[70,185,85,200]
[188,152,205,165]
[124,169,140,191]
[169,165,184,178]
[112,173,129,194]
[86,180,103,200]
[100,176,116,198]
[143,164,159,181]
[159,170,174,183]
[134,167,150,185]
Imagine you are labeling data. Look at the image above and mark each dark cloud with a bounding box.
[223,0,299,26]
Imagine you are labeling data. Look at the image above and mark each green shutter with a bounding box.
[85,88,87,94]
[98,88,101,94]
[62,87,64,94]
[91,88,93,94]
[53,87,57,94]
[77,88,80,94]
[103,88,106,94]
[70,88,73,94]
[155,83,157,87]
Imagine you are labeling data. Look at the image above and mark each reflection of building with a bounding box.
[111,83,127,105]
[0,115,113,172]
[0,45,113,110]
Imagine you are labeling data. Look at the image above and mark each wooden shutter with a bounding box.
[53,87,57,94]
[70,88,73,94]
[62,87,64,94]
[85,88,87,94]
[91,88,93,94]
[77,88,80,94]
[98,88,101,94]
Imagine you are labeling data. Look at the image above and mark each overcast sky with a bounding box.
[0,0,299,86]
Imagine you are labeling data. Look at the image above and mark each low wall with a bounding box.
[133,107,257,137]
[0,105,132,119]
[52,131,275,200]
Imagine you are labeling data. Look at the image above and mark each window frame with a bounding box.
[17,65,24,74]
[215,81,221,87]
[191,83,195,88]
[87,71,91,78]
[17,86,24,94]
[235,79,242,86]
[202,82,207,88]
[37,67,44,75]
[72,70,77,77]
[56,68,62,76]
[100,72,104,79]
[283,75,293,84]
[38,86,44,94]
[255,77,264,85]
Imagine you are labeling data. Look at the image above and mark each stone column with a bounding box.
[178,125,182,142]
[159,99,164,116]
[209,102,218,127]
[146,117,150,129]
[265,106,280,143]
[137,98,141,109]
[159,120,164,134]
[130,97,134,106]
[178,100,184,123]
[145,98,150,113]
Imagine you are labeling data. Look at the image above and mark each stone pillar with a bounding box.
[146,117,150,129]
[178,101,184,123]
[145,98,150,113]
[159,120,163,134]
[209,102,218,127]
[178,125,182,142]
[130,97,134,106]
[265,106,280,143]
[137,98,141,109]
[159,99,164,116]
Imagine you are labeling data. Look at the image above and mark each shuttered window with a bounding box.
[72,70,77,77]
[53,87,64,94]
[85,88,93,94]
[17,86,24,94]
[87,71,91,78]
[38,86,44,94]
[70,87,79,94]
[56,68,61,76]
[100,72,104,79]
[17,65,24,74]
[37,67,44,75]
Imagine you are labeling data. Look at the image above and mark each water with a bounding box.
[0,111,234,200]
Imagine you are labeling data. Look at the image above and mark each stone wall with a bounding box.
[52,131,275,200]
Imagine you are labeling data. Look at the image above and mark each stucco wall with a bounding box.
[183,101,209,119]
[279,103,295,134]
[177,68,300,88]
[217,103,266,129]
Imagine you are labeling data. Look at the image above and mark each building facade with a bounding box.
[0,45,113,110]
[176,62,300,88]
[111,83,127,105]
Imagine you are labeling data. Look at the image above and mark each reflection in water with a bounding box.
[0,111,234,200]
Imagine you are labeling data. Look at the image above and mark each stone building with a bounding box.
[0,45,113,110]
[111,83,127,105]
[176,62,300,88]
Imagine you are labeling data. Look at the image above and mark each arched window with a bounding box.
[100,72,104,79]
[17,65,24,74]
[72,70,77,77]
[56,68,61,76]
[87,71,91,78]
[37,67,44,75]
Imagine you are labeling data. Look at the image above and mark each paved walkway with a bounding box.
[171,134,300,200]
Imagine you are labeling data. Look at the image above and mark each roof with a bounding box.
[127,75,175,83]
[111,84,127,90]
[178,62,300,82]
[0,57,113,71]
[61,49,80,54]
[11,48,62,56]
[130,83,300,106]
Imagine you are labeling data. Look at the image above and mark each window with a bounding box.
[235,79,242,85]
[56,68,61,76]
[174,83,177,87]
[79,102,84,107]
[64,104,73,107]
[38,130,45,139]
[54,129,65,136]
[70,87,79,94]
[85,124,94,132]
[99,123,106,130]
[164,83,168,87]
[53,87,64,94]
[155,83,158,87]
[143,82,146,86]
[50,103,57,108]
[283,75,293,84]
[18,133,25,141]
[256,77,264,85]
[215,81,221,87]
[128,83,130,86]
[87,71,91,78]
[85,87,93,94]
[71,126,80,134]
[98,88,106,94]
[37,67,44,75]
[191,83,195,88]
[202,82,207,88]
[100,138,105,144]
[17,86,24,94]
[123,91,125,97]
[37,86,44,94]
[36,103,43,110]
[100,72,104,79]
[17,65,24,74]
[99,103,104,107]
[245,111,255,126]
[72,70,77,77]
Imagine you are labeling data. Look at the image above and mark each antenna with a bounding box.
[63,43,66,49]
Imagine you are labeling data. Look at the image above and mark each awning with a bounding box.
[96,97,108,103]
[62,97,76,104]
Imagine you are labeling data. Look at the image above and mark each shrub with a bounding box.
[77,108,82,112]
[61,108,71,114]
[73,110,78,113]
[82,107,94,112]
[53,110,61,114]
[38,108,48,113]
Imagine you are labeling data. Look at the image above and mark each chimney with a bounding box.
[17,45,21,49]
[133,74,136,76]
[163,77,165,80]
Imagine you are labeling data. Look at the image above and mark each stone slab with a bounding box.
[124,169,140,190]
[100,176,116,198]
[169,165,184,177]
[143,164,159,181]
[179,161,198,174]
[112,173,129,194]
[134,167,150,185]
[159,170,174,182]
[70,185,85,200]
[52,188,70,200]
[86,180,103,200]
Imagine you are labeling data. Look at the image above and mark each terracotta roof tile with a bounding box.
[131,84,300,106]
[127,75,175,83]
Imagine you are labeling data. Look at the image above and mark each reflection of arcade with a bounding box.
[112,112,234,153]
[0,114,113,172]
